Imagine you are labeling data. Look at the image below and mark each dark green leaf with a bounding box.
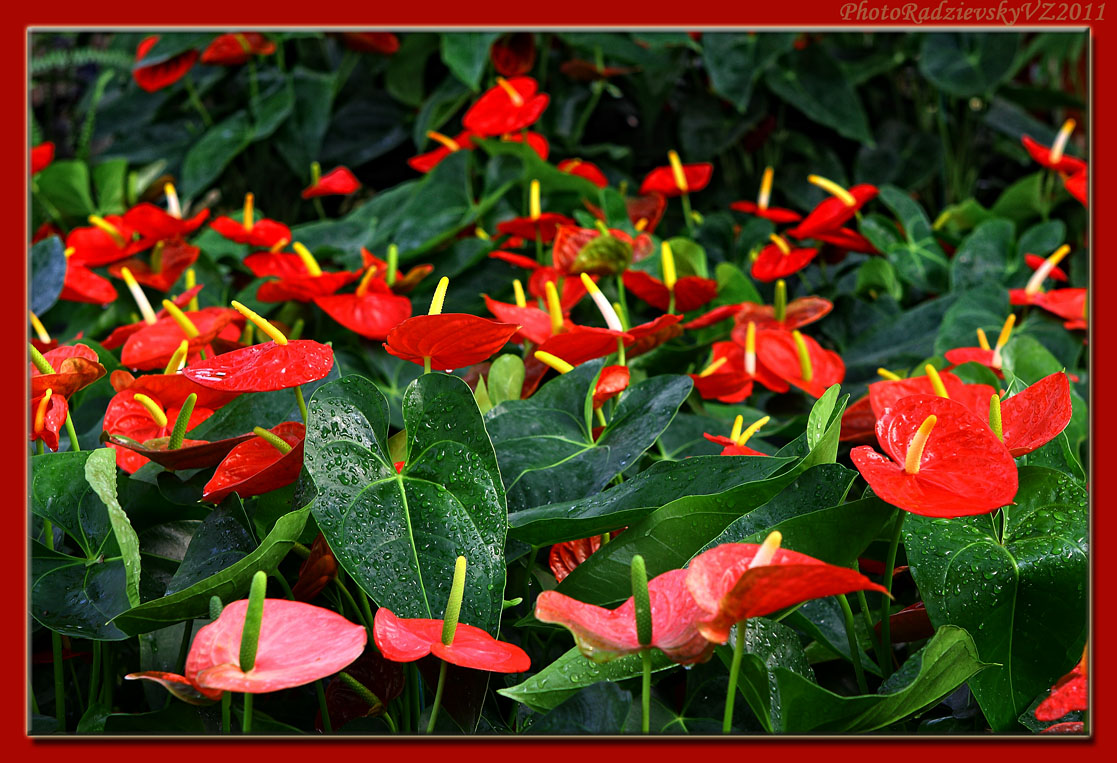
[918,33,1019,97]
[950,218,1015,291]
[765,46,872,143]
[180,111,254,198]
[440,33,500,91]
[702,33,796,112]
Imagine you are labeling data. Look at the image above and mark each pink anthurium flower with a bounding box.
[374,608,530,673]
[535,568,716,665]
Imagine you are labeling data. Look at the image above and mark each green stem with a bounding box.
[616,337,626,367]
[425,661,448,733]
[570,80,604,146]
[313,198,327,221]
[879,511,906,679]
[242,693,253,734]
[51,632,65,730]
[667,292,676,314]
[315,679,332,733]
[837,594,868,694]
[680,192,696,237]
[408,662,420,732]
[182,74,213,127]
[640,649,652,734]
[87,641,101,710]
[614,274,629,327]
[175,619,193,675]
[333,576,371,632]
[857,587,886,673]
[423,356,432,375]
[35,439,44,456]
[64,414,80,452]
[723,621,745,733]
[294,386,308,424]
[221,692,231,733]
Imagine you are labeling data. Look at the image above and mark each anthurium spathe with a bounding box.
[373,607,530,673]
[315,279,413,341]
[550,536,605,583]
[502,131,550,161]
[639,151,713,198]
[462,76,549,137]
[869,367,995,422]
[690,339,788,403]
[30,390,68,451]
[31,142,54,175]
[130,597,366,697]
[558,158,608,189]
[851,394,1018,517]
[535,569,715,665]
[301,166,361,198]
[245,244,362,302]
[291,533,339,603]
[184,332,334,392]
[121,305,239,371]
[65,214,149,267]
[200,33,276,65]
[202,422,306,503]
[787,177,877,240]
[408,130,476,173]
[490,32,536,77]
[999,371,1073,457]
[210,193,292,248]
[755,328,844,399]
[552,224,634,276]
[1035,644,1087,727]
[622,268,718,313]
[729,167,801,224]
[685,535,889,644]
[483,291,558,345]
[703,414,771,456]
[124,184,210,241]
[488,250,589,310]
[132,36,198,93]
[31,344,106,400]
[100,284,204,350]
[750,234,818,282]
[1021,120,1086,176]
[1064,168,1087,207]
[59,261,118,305]
[384,278,519,372]
[107,238,200,292]
[496,180,576,244]
[943,315,1017,378]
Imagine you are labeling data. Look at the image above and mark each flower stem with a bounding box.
[680,192,696,237]
[423,356,432,375]
[294,386,308,424]
[837,594,868,694]
[723,621,745,733]
[857,587,886,672]
[640,648,652,734]
[64,414,81,452]
[183,74,213,127]
[221,692,231,733]
[242,694,254,734]
[315,679,332,733]
[879,511,906,679]
[42,513,65,729]
[425,661,448,733]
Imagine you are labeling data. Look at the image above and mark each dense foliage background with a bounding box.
[29,30,1088,736]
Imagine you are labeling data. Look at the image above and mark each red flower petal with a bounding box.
[622,270,718,313]
[184,339,335,392]
[490,33,536,77]
[123,204,210,241]
[408,131,476,174]
[384,314,519,370]
[750,243,818,282]
[726,296,834,335]
[210,216,291,248]
[1024,253,1068,282]
[558,158,608,189]
[133,35,198,93]
[338,32,400,55]
[121,308,238,371]
[702,433,766,457]
[373,608,530,673]
[534,326,631,367]
[125,671,222,704]
[202,422,305,503]
[1001,372,1072,457]
[59,264,119,304]
[593,365,630,408]
[624,314,683,358]
[502,131,549,161]
[639,163,713,197]
[729,200,801,224]
[686,544,888,644]
[100,285,206,350]
[1021,135,1087,176]
[107,239,199,292]
[191,597,366,693]
[755,329,844,398]
[1035,648,1087,721]
[497,212,576,244]
[787,184,878,240]
[462,76,549,137]
[535,569,716,664]
[483,295,555,345]
[1063,168,1087,207]
[549,536,603,582]
[66,216,148,267]
[292,533,339,603]
[839,394,878,444]
[872,601,935,643]
[1034,288,1087,322]
[809,226,879,254]
[200,33,275,66]
[30,393,68,451]
[302,167,361,199]
[315,288,413,341]
[868,372,994,422]
[851,395,1018,517]
[106,432,254,472]
[31,142,54,175]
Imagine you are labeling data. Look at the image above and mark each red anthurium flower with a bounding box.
[1063,167,1087,207]
[30,390,68,451]
[622,269,718,313]
[374,607,530,673]
[1035,644,1087,723]
[302,166,360,199]
[755,328,844,399]
[338,32,400,55]
[559,59,637,81]
[200,33,275,66]
[245,247,362,303]
[686,536,889,644]
[690,339,788,403]
[558,158,608,189]
[102,373,238,473]
[1021,120,1086,175]
[292,533,340,603]
[315,647,405,732]
[1032,288,1088,329]
[483,294,557,345]
[852,395,1018,517]
[210,193,292,248]
[490,32,536,76]
[359,249,433,294]
[868,367,994,423]
[462,76,549,137]
[100,285,205,350]
[840,394,878,444]
[59,262,118,304]
[550,536,604,583]
[593,365,630,408]
[624,314,684,359]
[501,130,549,161]
[31,142,54,175]
[534,326,632,368]
[385,312,519,371]
[66,215,150,267]
[536,569,715,665]
[587,193,667,240]
[688,292,833,333]
[129,598,366,701]
[809,226,879,255]
[703,414,771,457]
[184,338,334,392]
[488,250,589,310]
[124,200,210,243]
[108,239,199,292]
[640,152,713,197]
[316,282,413,342]
[729,167,800,224]
[787,178,877,240]
[105,431,255,472]
[750,234,818,283]
[551,224,635,276]
[133,35,198,93]
[497,204,576,245]
[943,315,1017,378]
[999,372,1073,457]
[31,344,106,398]
[32,221,63,244]
[408,130,477,174]
[122,307,238,371]
[1025,253,1068,282]
[872,601,935,643]
[203,422,305,503]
